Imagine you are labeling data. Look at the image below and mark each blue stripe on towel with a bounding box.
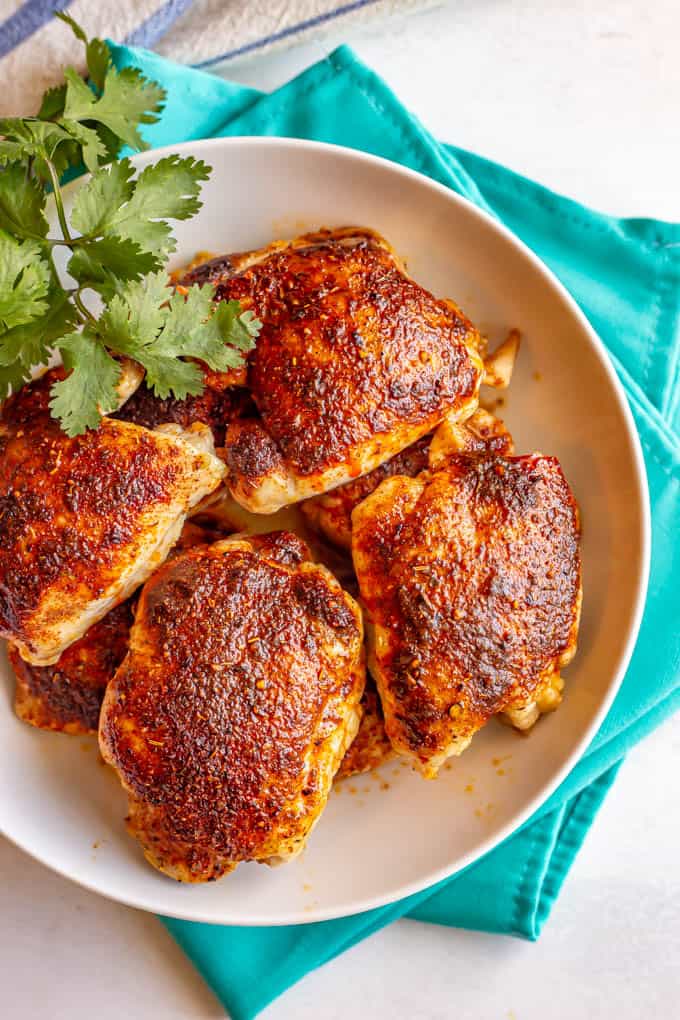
[192,0,381,68]
[125,0,195,50]
[0,0,73,59]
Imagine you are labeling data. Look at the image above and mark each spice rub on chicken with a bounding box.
[114,366,255,448]
[0,369,225,666]
[302,408,513,551]
[99,531,365,882]
[9,600,133,736]
[8,521,227,734]
[352,454,581,777]
[180,228,485,514]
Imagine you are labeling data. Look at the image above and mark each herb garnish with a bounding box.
[0,13,260,435]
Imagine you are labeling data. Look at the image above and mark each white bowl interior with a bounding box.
[0,138,649,925]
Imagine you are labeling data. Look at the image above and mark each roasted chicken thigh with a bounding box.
[0,370,225,665]
[100,531,365,881]
[181,229,485,513]
[352,453,581,777]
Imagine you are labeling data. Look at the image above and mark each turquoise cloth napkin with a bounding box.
[110,42,680,1020]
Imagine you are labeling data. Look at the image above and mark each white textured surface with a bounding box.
[157,0,433,65]
[220,0,680,219]
[2,1,679,1017]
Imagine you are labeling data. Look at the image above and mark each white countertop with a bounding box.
[2,2,679,1017]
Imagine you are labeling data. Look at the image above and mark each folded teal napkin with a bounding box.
[110,42,680,1020]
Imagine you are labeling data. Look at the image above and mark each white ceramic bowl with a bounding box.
[0,137,650,925]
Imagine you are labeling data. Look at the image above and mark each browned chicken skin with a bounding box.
[180,229,484,513]
[352,454,582,777]
[8,521,227,734]
[306,410,515,774]
[9,600,134,735]
[302,408,513,551]
[0,369,225,665]
[11,502,386,785]
[99,531,365,882]
[114,367,255,447]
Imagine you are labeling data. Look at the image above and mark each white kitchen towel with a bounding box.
[0,0,434,116]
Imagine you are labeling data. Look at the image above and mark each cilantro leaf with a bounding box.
[156,283,214,343]
[99,271,169,347]
[97,274,257,400]
[0,359,31,401]
[70,159,135,235]
[38,85,67,121]
[0,284,77,369]
[0,140,28,165]
[108,156,210,258]
[159,292,261,369]
[54,10,111,90]
[68,237,161,300]
[69,156,209,259]
[78,236,161,278]
[66,249,119,302]
[61,119,107,173]
[124,156,210,222]
[0,119,72,160]
[0,118,79,182]
[114,218,174,260]
[50,330,121,435]
[92,123,123,165]
[63,66,165,152]
[61,68,100,119]
[0,163,48,238]
[214,300,262,348]
[85,38,111,92]
[0,231,51,331]
[140,354,205,401]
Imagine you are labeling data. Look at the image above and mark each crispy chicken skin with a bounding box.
[184,491,389,784]
[114,367,255,447]
[352,454,581,777]
[181,229,484,513]
[0,370,225,666]
[9,601,134,735]
[337,678,394,779]
[8,522,227,734]
[302,409,513,551]
[99,531,365,882]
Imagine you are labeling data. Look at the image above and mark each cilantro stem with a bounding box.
[49,237,87,246]
[44,156,97,326]
[73,289,96,325]
[45,158,72,244]
[46,250,93,327]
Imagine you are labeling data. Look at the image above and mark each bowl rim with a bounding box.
[0,134,652,926]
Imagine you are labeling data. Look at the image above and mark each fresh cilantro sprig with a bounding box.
[0,14,260,436]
